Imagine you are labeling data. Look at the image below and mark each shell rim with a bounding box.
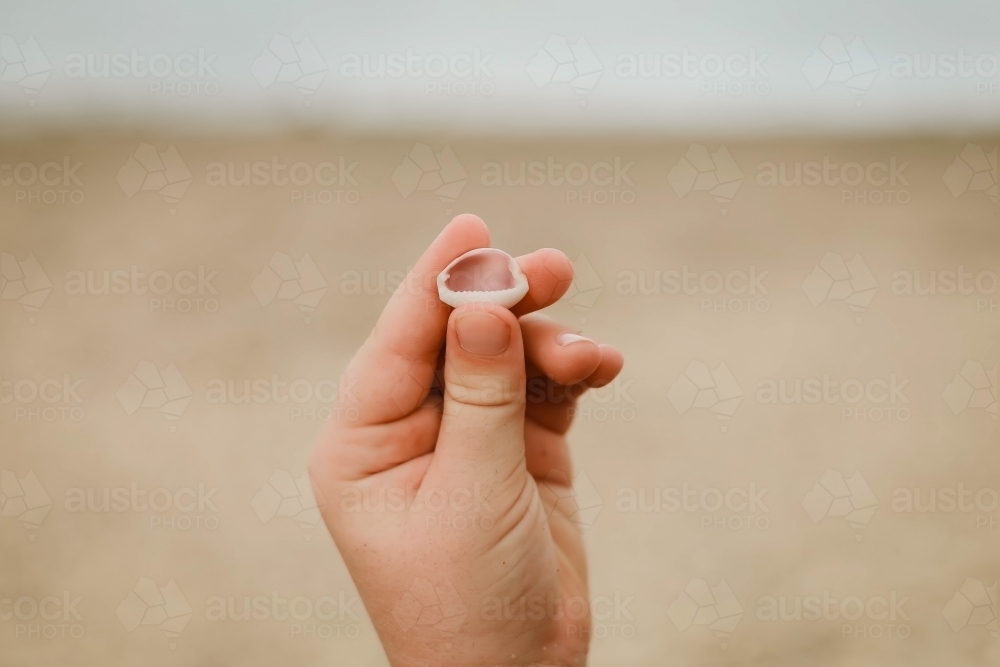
[436,248,529,309]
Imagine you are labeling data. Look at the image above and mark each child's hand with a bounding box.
[310,214,624,667]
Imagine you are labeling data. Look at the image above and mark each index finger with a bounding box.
[338,214,489,426]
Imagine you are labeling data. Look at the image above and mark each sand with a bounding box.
[2,133,998,666]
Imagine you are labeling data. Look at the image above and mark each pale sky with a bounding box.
[2,0,999,136]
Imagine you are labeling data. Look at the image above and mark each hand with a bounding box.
[310,214,624,667]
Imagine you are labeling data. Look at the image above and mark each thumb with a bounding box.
[431,302,527,487]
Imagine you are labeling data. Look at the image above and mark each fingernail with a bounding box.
[456,312,510,356]
[557,332,592,346]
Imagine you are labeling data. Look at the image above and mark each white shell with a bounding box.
[437,248,529,308]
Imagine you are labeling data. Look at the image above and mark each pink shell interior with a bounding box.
[443,251,516,292]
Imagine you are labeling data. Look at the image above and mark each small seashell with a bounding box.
[437,248,529,308]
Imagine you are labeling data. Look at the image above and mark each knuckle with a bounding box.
[446,371,525,408]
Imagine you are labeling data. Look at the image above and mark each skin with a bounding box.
[310,214,624,667]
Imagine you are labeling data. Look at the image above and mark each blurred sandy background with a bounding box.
[1,133,997,666]
[2,2,1000,666]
